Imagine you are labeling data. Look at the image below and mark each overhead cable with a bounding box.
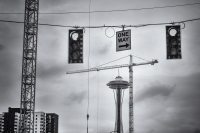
[0,2,200,15]
[0,17,200,29]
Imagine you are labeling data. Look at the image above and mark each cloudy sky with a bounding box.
[0,0,200,133]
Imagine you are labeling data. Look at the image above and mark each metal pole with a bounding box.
[129,55,133,133]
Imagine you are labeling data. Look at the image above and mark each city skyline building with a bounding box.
[34,112,46,133]
[1,107,20,133]
[0,114,3,133]
[0,107,58,133]
[46,113,59,133]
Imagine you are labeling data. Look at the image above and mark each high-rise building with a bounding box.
[46,113,59,133]
[34,112,46,133]
[0,114,3,133]
[1,107,20,133]
[0,108,59,133]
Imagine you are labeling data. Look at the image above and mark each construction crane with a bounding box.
[66,55,158,133]
[19,0,39,133]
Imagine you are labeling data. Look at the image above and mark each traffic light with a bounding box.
[166,25,181,59]
[68,29,83,63]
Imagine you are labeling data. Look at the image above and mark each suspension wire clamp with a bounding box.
[83,27,86,33]
[73,25,80,29]
[171,21,175,25]
[122,25,125,31]
[101,24,106,30]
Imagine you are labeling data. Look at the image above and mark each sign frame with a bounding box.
[116,29,131,52]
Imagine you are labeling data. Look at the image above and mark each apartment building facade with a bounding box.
[0,108,59,133]
[1,107,20,133]
[34,112,46,133]
[46,113,59,133]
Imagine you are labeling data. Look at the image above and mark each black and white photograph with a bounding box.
[0,0,200,133]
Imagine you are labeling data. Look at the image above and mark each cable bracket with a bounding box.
[122,25,125,31]
[73,25,80,29]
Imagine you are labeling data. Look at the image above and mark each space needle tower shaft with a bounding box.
[107,76,129,133]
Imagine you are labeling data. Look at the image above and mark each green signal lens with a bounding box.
[72,51,79,59]
[170,48,177,55]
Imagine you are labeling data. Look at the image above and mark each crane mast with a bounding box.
[129,55,133,133]
[19,0,39,132]
[66,56,158,133]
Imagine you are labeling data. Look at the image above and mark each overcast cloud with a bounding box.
[0,0,200,133]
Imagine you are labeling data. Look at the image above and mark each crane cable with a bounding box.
[92,55,150,69]
[94,55,130,68]
[97,71,99,133]
[87,0,92,133]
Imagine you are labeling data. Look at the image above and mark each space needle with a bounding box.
[107,75,129,133]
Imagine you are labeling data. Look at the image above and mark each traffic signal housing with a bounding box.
[68,29,83,63]
[166,25,182,59]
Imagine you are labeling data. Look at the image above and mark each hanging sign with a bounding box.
[116,30,131,52]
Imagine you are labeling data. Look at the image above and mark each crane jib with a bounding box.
[66,60,158,74]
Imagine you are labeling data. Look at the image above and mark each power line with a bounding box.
[0,17,200,29]
[0,2,200,15]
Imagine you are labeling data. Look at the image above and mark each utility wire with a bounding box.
[1,2,200,15]
[0,17,200,29]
